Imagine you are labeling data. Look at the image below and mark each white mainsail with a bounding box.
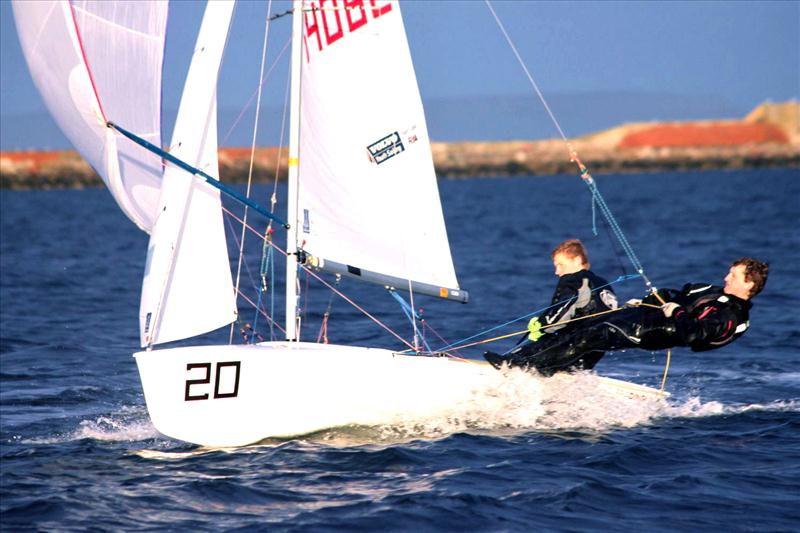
[296,0,461,296]
[12,0,168,232]
[138,1,237,347]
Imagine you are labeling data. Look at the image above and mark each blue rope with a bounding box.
[252,237,275,340]
[269,240,275,340]
[582,178,652,289]
[388,290,432,352]
[433,273,641,352]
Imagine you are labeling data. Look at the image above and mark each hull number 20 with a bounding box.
[185,362,241,401]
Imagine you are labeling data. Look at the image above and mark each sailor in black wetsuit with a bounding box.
[511,239,618,370]
[485,257,769,376]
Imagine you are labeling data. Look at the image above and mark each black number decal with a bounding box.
[185,363,211,401]
[184,361,241,401]
[214,361,241,399]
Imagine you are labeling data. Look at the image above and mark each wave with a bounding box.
[662,397,799,419]
[21,405,160,445]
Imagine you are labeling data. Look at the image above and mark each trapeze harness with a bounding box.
[494,284,751,375]
[540,270,618,333]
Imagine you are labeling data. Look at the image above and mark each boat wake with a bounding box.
[660,396,799,419]
[368,369,666,442]
[73,407,160,443]
[19,405,159,445]
[297,370,800,446]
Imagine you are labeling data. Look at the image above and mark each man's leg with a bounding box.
[483,307,652,375]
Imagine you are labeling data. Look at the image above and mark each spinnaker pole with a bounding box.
[107,121,289,230]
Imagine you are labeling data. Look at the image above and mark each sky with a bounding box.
[1,0,798,149]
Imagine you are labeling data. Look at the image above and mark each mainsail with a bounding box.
[296,1,465,301]
[12,0,168,232]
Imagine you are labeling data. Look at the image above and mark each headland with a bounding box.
[1,101,797,190]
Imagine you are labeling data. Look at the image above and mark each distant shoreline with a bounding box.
[2,101,797,189]
[1,141,797,191]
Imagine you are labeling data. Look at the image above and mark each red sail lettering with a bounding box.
[370,0,392,18]
[345,0,367,32]
[304,0,392,62]
[321,0,344,46]
[304,4,323,52]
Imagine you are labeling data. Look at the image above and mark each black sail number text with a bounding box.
[184,361,241,401]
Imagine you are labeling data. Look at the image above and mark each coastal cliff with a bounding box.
[2,101,797,189]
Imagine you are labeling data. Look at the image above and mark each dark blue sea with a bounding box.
[2,168,799,531]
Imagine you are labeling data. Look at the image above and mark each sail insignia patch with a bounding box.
[367,132,404,165]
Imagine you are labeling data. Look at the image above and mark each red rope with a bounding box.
[68,1,107,123]
[238,288,286,336]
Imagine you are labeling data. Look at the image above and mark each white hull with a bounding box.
[134,342,666,447]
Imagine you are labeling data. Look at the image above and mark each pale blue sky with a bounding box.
[1,0,797,148]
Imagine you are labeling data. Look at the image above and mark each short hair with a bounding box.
[733,257,769,298]
[552,239,589,268]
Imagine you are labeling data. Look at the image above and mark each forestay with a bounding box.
[138,1,237,347]
[12,0,167,232]
[297,1,462,297]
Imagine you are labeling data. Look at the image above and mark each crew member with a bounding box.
[485,257,768,375]
[517,239,618,370]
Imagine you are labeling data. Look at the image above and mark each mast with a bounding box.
[285,0,303,341]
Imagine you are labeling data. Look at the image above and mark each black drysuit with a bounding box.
[487,283,751,375]
[540,270,618,332]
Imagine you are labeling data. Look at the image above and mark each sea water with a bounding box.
[1,168,798,531]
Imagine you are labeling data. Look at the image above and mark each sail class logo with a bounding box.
[367,131,405,165]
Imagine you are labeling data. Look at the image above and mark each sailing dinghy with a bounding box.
[13,0,665,447]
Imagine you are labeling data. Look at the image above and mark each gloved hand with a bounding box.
[661,302,680,317]
[527,316,544,342]
[625,298,642,307]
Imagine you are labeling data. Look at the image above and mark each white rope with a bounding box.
[484,0,659,292]
[220,37,291,147]
[222,205,417,351]
[484,0,569,143]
